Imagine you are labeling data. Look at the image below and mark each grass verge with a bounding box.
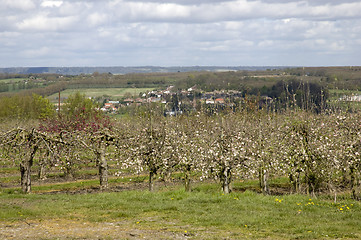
[1,182,360,239]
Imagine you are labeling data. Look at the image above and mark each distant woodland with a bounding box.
[1,66,361,94]
[0,66,361,120]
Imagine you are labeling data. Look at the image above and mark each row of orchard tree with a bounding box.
[119,110,361,199]
[0,93,360,199]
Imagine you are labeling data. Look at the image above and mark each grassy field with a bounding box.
[1,177,360,239]
[328,89,361,100]
[47,87,155,102]
[0,78,28,83]
[327,89,361,110]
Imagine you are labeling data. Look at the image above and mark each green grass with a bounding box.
[0,173,149,194]
[0,167,18,174]
[1,182,360,239]
[0,166,141,190]
[47,87,155,102]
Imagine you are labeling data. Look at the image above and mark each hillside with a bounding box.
[0,66,287,75]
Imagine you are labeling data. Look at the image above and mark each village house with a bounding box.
[123,98,134,106]
[101,102,117,112]
[147,97,161,103]
[163,85,175,94]
[215,98,225,104]
[187,85,197,92]
[206,99,215,104]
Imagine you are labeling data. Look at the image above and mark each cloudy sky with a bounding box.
[1,0,360,67]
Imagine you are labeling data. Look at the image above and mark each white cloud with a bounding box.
[106,0,361,23]
[0,0,361,67]
[258,40,274,48]
[16,14,78,31]
[41,1,63,8]
[22,47,52,58]
[87,13,109,27]
[1,0,36,11]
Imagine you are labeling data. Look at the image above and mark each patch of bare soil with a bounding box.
[0,220,189,240]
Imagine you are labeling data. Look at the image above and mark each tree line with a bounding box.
[0,94,54,120]
[3,66,360,97]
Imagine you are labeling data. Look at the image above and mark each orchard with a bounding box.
[0,93,360,200]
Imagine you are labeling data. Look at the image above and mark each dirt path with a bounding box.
[0,219,190,240]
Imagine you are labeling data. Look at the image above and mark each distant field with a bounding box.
[0,78,27,83]
[329,89,361,95]
[328,89,361,100]
[47,87,155,102]
[327,89,361,110]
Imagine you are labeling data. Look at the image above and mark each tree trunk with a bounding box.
[184,165,191,192]
[305,173,310,195]
[20,163,32,194]
[328,182,337,203]
[64,162,74,179]
[38,152,49,181]
[162,168,172,183]
[350,166,360,200]
[304,160,312,195]
[149,171,155,192]
[289,171,300,194]
[263,168,270,195]
[295,171,301,193]
[341,167,348,186]
[64,154,74,179]
[20,147,37,194]
[259,166,269,195]
[38,163,47,181]
[97,142,108,190]
[222,167,232,194]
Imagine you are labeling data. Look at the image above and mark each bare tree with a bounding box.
[0,128,65,193]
